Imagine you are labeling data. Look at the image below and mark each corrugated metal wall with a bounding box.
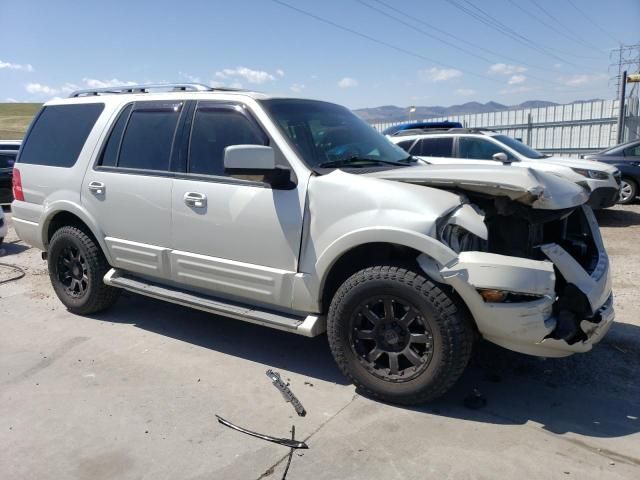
[370,97,640,157]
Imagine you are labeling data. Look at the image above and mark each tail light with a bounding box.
[12,168,24,201]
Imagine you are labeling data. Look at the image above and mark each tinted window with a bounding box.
[18,104,104,167]
[0,153,16,169]
[415,137,453,157]
[118,103,181,171]
[623,144,640,157]
[99,104,133,167]
[395,140,415,152]
[0,144,20,151]
[459,137,509,160]
[188,107,266,176]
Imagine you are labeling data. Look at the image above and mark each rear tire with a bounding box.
[618,178,637,205]
[48,226,120,314]
[327,266,473,404]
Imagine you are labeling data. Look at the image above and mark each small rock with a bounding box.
[609,462,615,466]
[304,381,314,387]
[463,388,487,410]
[197,378,201,382]
[145,430,149,434]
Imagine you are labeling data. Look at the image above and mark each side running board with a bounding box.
[103,269,325,337]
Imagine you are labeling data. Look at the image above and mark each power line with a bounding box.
[509,0,603,52]
[270,0,506,85]
[444,0,590,68]
[565,0,621,45]
[366,0,549,70]
[358,0,574,88]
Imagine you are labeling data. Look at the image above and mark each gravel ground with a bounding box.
[0,204,638,479]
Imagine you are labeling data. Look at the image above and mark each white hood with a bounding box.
[529,156,618,174]
[366,164,588,210]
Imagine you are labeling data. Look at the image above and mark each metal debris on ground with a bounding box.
[266,369,307,417]
[215,415,308,449]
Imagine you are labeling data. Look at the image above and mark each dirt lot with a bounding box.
[1,205,639,479]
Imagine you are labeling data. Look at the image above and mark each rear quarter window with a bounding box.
[18,103,104,168]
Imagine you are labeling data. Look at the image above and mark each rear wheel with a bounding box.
[618,178,637,205]
[327,266,474,404]
[48,226,120,314]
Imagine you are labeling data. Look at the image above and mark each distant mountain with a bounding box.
[354,99,604,123]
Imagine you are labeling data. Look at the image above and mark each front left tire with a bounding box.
[48,226,120,314]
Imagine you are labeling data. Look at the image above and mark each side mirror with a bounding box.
[224,145,293,188]
[492,152,512,163]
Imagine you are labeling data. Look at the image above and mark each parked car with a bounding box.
[382,121,463,136]
[582,139,640,204]
[390,129,621,209]
[12,84,614,404]
[0,141,20,205]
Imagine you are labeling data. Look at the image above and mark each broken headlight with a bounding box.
[441,224,487,253]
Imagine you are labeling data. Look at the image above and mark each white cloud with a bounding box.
[455,88,476,96]
[290,83,305,93]
[337,77,358,88]
[25,83,58,95]
[0,60,34,72]
[82,78,137,88]
[488,63,527,75]
[4,97,19,103]
[419,67,462,82]
[553,63,563,70]
[276,69,285,77]
[561,73,607,87]
[508,74,527,85]
[215,66,275,84]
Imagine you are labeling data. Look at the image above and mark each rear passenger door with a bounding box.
[82,100,185,279]
[169,101,304,309]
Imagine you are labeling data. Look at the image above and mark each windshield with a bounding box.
[260,99,411,170]
[494,134,546,159]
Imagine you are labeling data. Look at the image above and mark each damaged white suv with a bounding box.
[12,84,614,404]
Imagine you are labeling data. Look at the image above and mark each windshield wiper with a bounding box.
[318,157,409,168]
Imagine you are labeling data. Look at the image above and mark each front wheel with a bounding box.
[48,226,120,314]
[327,266,474,404]
[618,178,637,205]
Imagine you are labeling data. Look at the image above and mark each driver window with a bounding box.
[458,137,509,160]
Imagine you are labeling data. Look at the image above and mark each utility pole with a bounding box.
[616,71,627,144]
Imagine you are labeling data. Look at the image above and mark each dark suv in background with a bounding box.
[583,139,640,204]
[0,140,21,205]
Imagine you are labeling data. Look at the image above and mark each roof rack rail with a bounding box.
[68,82,242,98]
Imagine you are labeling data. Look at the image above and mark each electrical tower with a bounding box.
[608,44,640,143]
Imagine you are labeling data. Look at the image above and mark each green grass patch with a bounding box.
[0,103,42,140]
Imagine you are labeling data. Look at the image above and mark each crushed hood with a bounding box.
[539,156,619,174]
[366,164,588,209]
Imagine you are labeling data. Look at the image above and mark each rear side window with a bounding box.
[99,104,133,167]
[18,104,104,167]
[414,137,453,157]
[114,102,182,171]
[188,107,267,176]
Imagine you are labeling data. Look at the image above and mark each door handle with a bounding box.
[88,181,105,195]
[184,192,207,208]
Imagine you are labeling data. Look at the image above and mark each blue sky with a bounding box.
[1,0,638,109]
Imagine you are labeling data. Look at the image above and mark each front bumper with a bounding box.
[420,206,614,358]
[587,186,619,209]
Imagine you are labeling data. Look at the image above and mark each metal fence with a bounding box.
[370,97,640,157]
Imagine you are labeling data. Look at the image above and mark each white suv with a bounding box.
[390,129,621,209]
[12,84,614,404]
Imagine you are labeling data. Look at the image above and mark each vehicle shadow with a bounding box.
[90,293,640,439]
[0,240,30,257]
[595,206,640,227]
[88,292,348,385]
[398,320,640,440]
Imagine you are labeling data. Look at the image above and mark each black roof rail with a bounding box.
[68,82,245,98]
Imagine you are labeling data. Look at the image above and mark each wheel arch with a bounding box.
[42,203,112,264]
[315,229,458,313]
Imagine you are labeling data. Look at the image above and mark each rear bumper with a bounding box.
[587,186,619,209]
[420,206,614,358]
